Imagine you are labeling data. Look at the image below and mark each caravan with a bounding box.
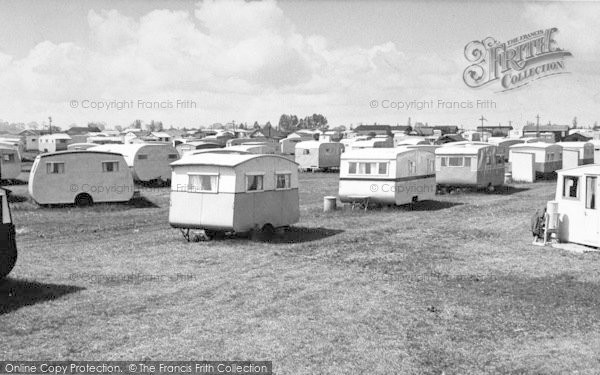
[339,147,436,206]
[28,150,134,206]
[169,153,300,239]
[92,143,179,183]
[435,143,504,190]
[553,165,600,247]
[295,141,344,171]
[509,143,563,175]
[556,142,594,168]
[0,146,22,180]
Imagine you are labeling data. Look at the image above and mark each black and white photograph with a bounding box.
[1,0,600,373]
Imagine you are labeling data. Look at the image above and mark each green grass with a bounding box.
[2,171,600,374]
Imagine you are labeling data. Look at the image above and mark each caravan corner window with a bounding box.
[246,174,264,192]
[102,161,119,172]
[348,162,357,174]
[378,162,388,175]
[276,173,291,189]
[188,173,218,193]
[562,176,579,199]
[428,159,435,174]
[408,160,417,175]
[3,154,14,163]
[46,162,65,174]
[586,176,597,209]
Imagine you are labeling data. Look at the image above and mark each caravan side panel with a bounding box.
[0,148,21,180]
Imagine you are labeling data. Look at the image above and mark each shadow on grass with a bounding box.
[0,278,84,315]
[127,196,159,208]
[37,196,159,210]
[245,226,344,244]
[136,180,171,188]
[7,194,28,203]
[437,186,529,196]
[0,179,27,186]
[490,185,530,195]
[383,200,463,212]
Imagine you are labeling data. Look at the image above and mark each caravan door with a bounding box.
[583,175,600,246]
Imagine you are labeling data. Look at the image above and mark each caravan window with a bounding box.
[348,162,357,174]
[246,175,264,191]
[408,160,417,175]
[102,161,119,172]
[586,177,597,209]
[302,149,310,155]
[138,154,148,160]
[3,153,15,163]
[168,154,178,160]
[276,174,291,189]
[188,174,218,193]
[562,176,579,199]
[440,157,447,167]
[427,159,435,174]
[46,162,65,174]
[448,157,463,167]
[464,157,471,167]
[378,162,388,175]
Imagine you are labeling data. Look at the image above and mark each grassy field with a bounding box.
[2,170,600,374]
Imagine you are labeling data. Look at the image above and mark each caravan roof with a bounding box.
[341,146,415,160]
[171,152,296,168]
[556,164,600,174]
[435,142,494,155]
[36,150,124,159]
[510,142,559,151]
[295,140,323,149]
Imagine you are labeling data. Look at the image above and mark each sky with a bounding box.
[0,0,598,130]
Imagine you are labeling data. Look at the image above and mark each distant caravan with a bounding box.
[28,150,134,206]
[295,141,344,172]
[92,143,179,183]
[435,143,505,192]
[0,146,22,181]
[339,146,436,206]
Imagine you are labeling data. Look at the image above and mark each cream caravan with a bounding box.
[0,146,22,180]
[92,143,179,183]
[339,147,436,206]
[556,142,594,168]
[295,141,343,171]
[509,143,563,175]
[28,150,134,206]
[487,138,525,161]
[435,143,505,190]
[554,165,600,247]
[169,153,300,239]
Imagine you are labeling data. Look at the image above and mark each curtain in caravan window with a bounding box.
[586,177,597,209]
[408,160,417,175]
[46,162,65,174]
[188,174,217,192]
[247,175,264,191]
[448,157,462,166]
[102,161,119,172]
[276,174,291,189]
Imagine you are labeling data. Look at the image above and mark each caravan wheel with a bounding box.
[75,193,93,207]
[486,184,495,193]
